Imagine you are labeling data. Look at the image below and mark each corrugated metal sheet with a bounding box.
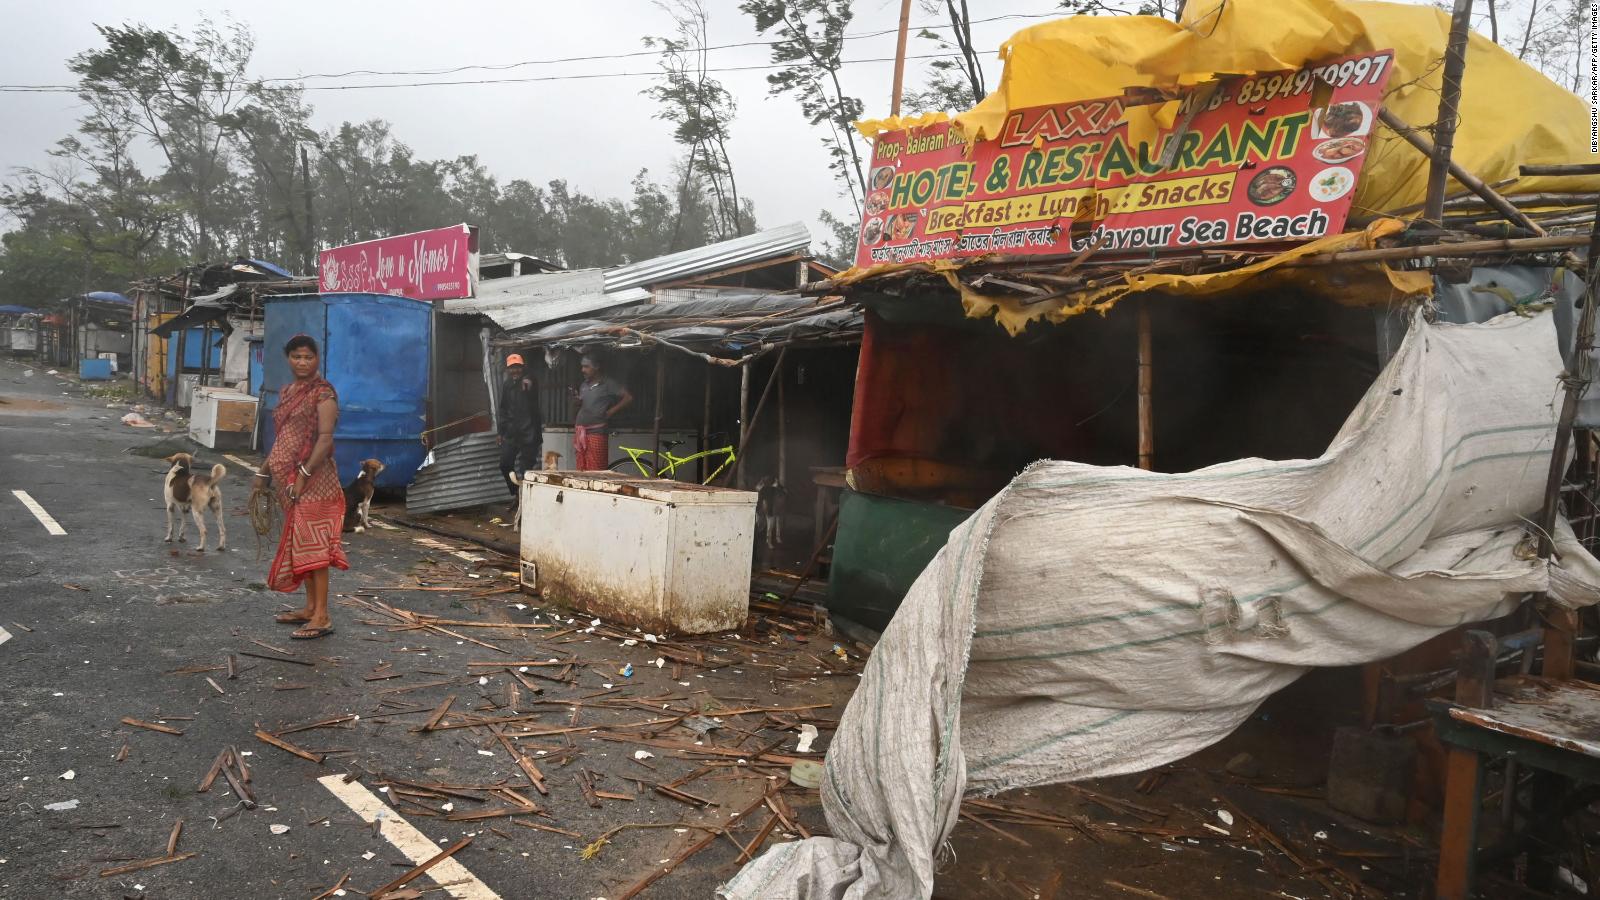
[439,222,811,333]
[406,431,510,515]
[603,222,811,293]
[440,269,642,331]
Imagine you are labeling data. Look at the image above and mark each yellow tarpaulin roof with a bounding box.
[852,0,1594,334]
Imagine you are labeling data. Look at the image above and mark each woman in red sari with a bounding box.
[254,334,348,639]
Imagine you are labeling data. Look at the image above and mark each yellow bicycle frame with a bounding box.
[615,444,737,485]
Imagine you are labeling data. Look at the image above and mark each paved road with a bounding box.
[0,358,847,899]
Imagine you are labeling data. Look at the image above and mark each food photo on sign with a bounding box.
[854,50,1394,270]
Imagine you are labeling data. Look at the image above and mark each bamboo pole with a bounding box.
[778,356,788,490]
[702,365,713,483]
[1531,201,1600,680]
[1137,301,1154,471]
[736,348,788,489]
[1378,108,1548,237]
[736,363,751,488]
[1279,233,1585,267]
[1423,0,1476,224]
[890,0,914,117]
[651,350,665,470]
[1520,163,1600,177]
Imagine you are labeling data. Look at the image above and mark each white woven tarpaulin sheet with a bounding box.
[721,311,1600,900]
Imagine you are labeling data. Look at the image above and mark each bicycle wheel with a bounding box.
[608,451,652,474]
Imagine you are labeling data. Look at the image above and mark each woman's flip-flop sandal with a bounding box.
[275,612,312,624]
[290,625,335,640]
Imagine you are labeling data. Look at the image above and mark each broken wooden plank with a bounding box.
[418,695,456,732]
[366,835,472,900]
[512,819,581,839]
[274,714,359,736]
[99,853,196,878]
[309,871,351,900]
[254,729,325,765]
[615,791,771,899]
[197,749,229,793]
[121,717,183,736]
[165,819,184,856]
[239,650,315,667]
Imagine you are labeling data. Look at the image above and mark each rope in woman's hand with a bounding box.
[247,479,276,562]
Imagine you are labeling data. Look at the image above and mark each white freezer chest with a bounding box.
[519,471,756,634]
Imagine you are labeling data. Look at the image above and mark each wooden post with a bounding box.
[889,0,913,117]
[778,358,788,489]
[1532,202,1600,680]
[736,362,751,488]
[736,348,788,489]
[1137,301,1154,470]
[651,350,665,474]
[1423,0,1475,224]
[1435,630,1495,900]
[702,365,713,482]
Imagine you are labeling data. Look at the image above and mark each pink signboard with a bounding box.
[318,224,478,301]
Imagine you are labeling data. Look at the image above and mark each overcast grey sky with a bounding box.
[0,0,1068,243]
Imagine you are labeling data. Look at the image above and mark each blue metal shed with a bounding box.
[262,293,431,489]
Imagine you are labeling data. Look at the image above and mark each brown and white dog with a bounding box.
[163,453,227,551]
[343,458,386,533]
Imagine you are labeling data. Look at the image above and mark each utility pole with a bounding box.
[890,0,913,116]
[300,145,317,275]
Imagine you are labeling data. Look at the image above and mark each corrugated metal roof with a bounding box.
[603,222,811,293]
[406,431,511,515]
[440,269,642,331]
[439,222,810,333]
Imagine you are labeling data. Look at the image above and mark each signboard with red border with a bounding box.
[318,224,478,301]
[855,50,1395,269]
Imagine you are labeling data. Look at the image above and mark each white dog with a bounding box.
[163,453,227,551]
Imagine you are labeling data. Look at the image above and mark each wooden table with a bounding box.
[1429,661,1600,898]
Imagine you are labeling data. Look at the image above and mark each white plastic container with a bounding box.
[519,471,756,634]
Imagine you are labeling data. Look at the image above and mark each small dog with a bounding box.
[543,450,563,471]
[163,453,227,551]
[755,476,788,549]
[343,458,386,533]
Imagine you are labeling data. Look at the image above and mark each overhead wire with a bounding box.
[0,10,1058,93]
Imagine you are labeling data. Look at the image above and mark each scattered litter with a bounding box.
[477,750,495,757]
[654,658,665,668]
[22,369,33,377]
[796,724,819,754]
[44,800,79,812]
[1559,867,1589,893]
[478,676,488,685]
[46,369,57,375]
[622,639,638,647]
[120,412,156,428]
[590,618,601,627]
[684,715,721,737]
[1216,810,1234,828]
[602,683,615,690]
[1313,830,1328,840]
[362,852,375,860]
[832,644,849,662]
[269,824,291,835]
[643,634,658,643]
[620,664,634,678]
[634,750,654,761]
[59,770,75,781]
[441,803,454,812]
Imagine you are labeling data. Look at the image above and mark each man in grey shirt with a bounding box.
[572,355,633,469]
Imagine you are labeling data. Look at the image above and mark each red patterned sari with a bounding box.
[266,378,348,592]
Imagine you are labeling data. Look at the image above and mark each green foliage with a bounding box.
[1,19,758,306]
[740,0,868,213]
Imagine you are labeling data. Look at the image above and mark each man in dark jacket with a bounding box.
[498,353,542,507]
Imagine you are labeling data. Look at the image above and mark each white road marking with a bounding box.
[316,775,501,900]
[0,627,11,648]
[12,491,66,535]
[223,454,259,475]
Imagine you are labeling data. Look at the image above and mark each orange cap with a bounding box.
[506,354,525,366]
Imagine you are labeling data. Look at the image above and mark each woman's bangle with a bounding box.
[298,463,312,478]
